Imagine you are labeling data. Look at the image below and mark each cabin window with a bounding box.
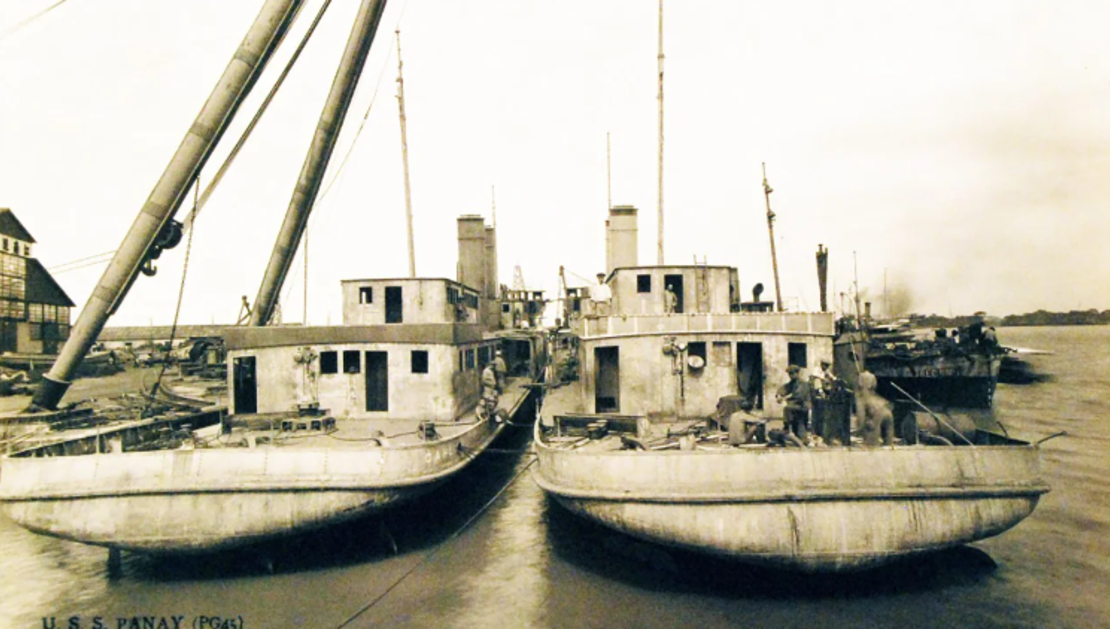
[466,348,475,370]
[411,350,429,374]
[688,342,707,362]
[788,342,808,368]
[502,303,510,313]
[459,349,465,371]
[24,244,30,257]
[637,274,651,293]
[343,350,361,374]
[2,238,7,252]
[359,287,373,304]
[320,351,338,374]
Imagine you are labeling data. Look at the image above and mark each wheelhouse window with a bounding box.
[411,350,429,374]
[320,351,338,374]
[359,287,373,304]
[637,274,651,293]
[343,350,361,373]
[788,342,808,368]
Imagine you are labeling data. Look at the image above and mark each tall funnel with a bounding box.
[606,205,638,274]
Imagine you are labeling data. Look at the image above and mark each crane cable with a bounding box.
[0,0,72,43]
[146,177,199,406]
[184,0,336,234]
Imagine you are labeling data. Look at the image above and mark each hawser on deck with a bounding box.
[533,205,1049,573]
[0,0,547,555]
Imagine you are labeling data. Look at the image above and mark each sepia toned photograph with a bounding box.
[0,0,1105,627]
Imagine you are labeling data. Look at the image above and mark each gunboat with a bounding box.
[532,206,1049,572]
[0,0,547,554]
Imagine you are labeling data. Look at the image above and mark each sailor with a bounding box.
[725,398,766,446]
[982,326,1000,354]
[776,365,811,440]
[809,359,836,397]
[664,284,678,314]
[492,348,508,393]
[856,369,893,446]
[481,362,500,411]
[809,359,837,441]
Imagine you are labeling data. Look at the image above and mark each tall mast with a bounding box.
[606,131,612,210]
[762,162,783,312]
[397,29,416,278]
[656,0,665,265]
[33,0,306,411]
[252,0,390,326]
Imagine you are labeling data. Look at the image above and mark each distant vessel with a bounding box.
[533,204,1049,573]
[834,315,1003,411]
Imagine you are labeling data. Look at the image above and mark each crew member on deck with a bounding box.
[481,362,499,409]
[664,284,678,314]
[492,349,508,393]
[776,365,811,440]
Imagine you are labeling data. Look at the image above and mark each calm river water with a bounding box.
[1,325,1106,628]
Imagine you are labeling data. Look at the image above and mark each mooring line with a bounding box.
[335,457,538,628]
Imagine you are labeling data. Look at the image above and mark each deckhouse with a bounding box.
[224,216,507,422]
[568,206,835,420]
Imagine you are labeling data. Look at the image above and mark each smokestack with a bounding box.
[816,244,828,312]
[484,224,499,329]
[607,205,638,273]
[457,215,486,296]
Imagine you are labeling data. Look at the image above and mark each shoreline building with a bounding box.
[0,208,74,355]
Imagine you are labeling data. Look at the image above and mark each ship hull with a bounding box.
[534,429,1047,572]
[1,414,509,554]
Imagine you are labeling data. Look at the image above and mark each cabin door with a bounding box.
[595,346,620,413]
[233,356,257,414]
[385,286,403,323]
[365,351,389,411]
[737,342,763,410]
[0,321,17,353]
[663,274,684,313]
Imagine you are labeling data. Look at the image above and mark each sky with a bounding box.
[1,0,1108,328]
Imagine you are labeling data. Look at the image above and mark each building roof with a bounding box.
[0,209,36,243]
[26,258,75,307]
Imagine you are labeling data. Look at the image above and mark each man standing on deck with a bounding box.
[664,284,678,314]
[481,362,500,418]
[776,365,811,440]
[492,349,508,394]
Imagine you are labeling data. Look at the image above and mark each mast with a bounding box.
[32,0,306,411]
[762,162,783,312]
[397,29,416,278]
[606,132,612,210]
[656,0,665,265]
[252,0,390,325]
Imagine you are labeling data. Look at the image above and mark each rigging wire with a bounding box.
[47,249,117,272]
[0,0,71,43]
[183,0,337,234]
[277,3,408,312]
[147,175,199,405]
[334,456,537,628]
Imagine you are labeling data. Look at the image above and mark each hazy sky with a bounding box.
[2,0,1108,327]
